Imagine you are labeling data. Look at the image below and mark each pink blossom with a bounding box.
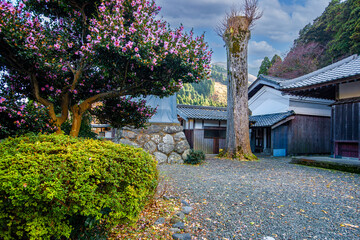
[0,97,5,103]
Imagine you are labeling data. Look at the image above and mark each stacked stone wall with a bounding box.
[113,123,191,164]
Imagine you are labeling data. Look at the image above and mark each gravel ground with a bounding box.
[158,157,360,240]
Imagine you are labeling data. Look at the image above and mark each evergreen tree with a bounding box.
[257,56,271,77]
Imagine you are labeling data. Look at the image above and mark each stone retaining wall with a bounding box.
[113,123,190,164]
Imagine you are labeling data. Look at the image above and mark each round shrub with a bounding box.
[0,133,158,240]
[184,149,206,165]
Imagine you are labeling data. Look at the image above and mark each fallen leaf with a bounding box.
[340,223,359,228]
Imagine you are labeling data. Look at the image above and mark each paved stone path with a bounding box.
[158,157,360,240]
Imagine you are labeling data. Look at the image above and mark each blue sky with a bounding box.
[156,0,332,79]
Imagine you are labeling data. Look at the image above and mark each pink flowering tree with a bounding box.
[0,86,57,138]
[0,0,212,137]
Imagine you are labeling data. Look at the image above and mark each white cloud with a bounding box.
[253,0,331,42]
[249,40,279,56]
[248,73,257,83]
[249,58,264,69]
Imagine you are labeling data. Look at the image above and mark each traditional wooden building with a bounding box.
[248,75,333,156]
[282,54,360,160]
[177,104,228,154]
[177,103,331,156]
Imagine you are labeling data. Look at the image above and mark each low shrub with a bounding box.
[0,133,158,240]
[184,149,206,165]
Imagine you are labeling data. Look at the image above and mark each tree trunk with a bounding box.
[223,16,257,160]
[70,105,83,137]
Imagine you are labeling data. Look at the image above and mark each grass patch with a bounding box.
[291,158,360,174]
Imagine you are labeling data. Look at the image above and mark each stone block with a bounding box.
[151,134,162,144]
[175,140,190,154]
[163,134,175,145]
[119,139,140,148]
[164,125,183,134]
[182,149,191,160]
[168,152,183,164]
[174,131,187,142]
[147,125,163,133]
[144,141,157,153]
[158,143,175,154]
[136,134,150,146]
[122,130,137,139]
[154,152,167,164]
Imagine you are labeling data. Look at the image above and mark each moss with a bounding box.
[291,158,360,174]
[217,148,258,161]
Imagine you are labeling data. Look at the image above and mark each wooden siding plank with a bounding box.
[193,129,214,154]
[287,115,331,155]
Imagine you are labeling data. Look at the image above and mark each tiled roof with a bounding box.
[258,74,288,85]
[250,111,295,127]
[248,74,289,99]
[282,54,360,89]
[177,104,227,121]
[177,105,294,128]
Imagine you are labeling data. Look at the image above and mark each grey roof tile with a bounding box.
[281,55,360,89]
[177,104,227,121]
[250,111,294,127]
[177,105,294,128]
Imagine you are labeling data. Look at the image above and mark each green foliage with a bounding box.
[273,0,360,75]
[191,78,215,97]
[184,149,206,165]
[177,64,227,107]
[257,57,271,77]
[271,55,282,65]
[211,64,227,85]
[177,83,224,107]
[61,112,98,139]
[0,134,158,240]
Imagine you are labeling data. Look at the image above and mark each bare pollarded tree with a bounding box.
[217,0,262,160]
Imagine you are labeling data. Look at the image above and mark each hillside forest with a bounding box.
[177,63,228,107]
[258,0,360,78]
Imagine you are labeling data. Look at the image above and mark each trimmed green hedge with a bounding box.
[0,133,158,240]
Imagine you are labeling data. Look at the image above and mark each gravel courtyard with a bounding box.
[158,157,360,240]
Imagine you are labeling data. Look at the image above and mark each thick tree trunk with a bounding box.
[223,16,257,160]
[70,105,83,137]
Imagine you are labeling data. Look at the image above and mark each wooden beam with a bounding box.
[271,116,295,130]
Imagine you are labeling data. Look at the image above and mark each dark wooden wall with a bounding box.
[333,102,359,141]
[287,115,331,155]
[332,101,360,159]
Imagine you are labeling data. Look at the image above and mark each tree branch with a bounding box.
[77,90,125,115]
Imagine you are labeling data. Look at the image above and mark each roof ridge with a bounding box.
[281,54,358,88]
[251,110,294,118]
[260,74,288,82]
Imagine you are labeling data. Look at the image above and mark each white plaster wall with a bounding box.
[194,119,203,129]
[249,86,289,116]
[289,99,332,117]
[339,82,360,99]
[204,120,220,127]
